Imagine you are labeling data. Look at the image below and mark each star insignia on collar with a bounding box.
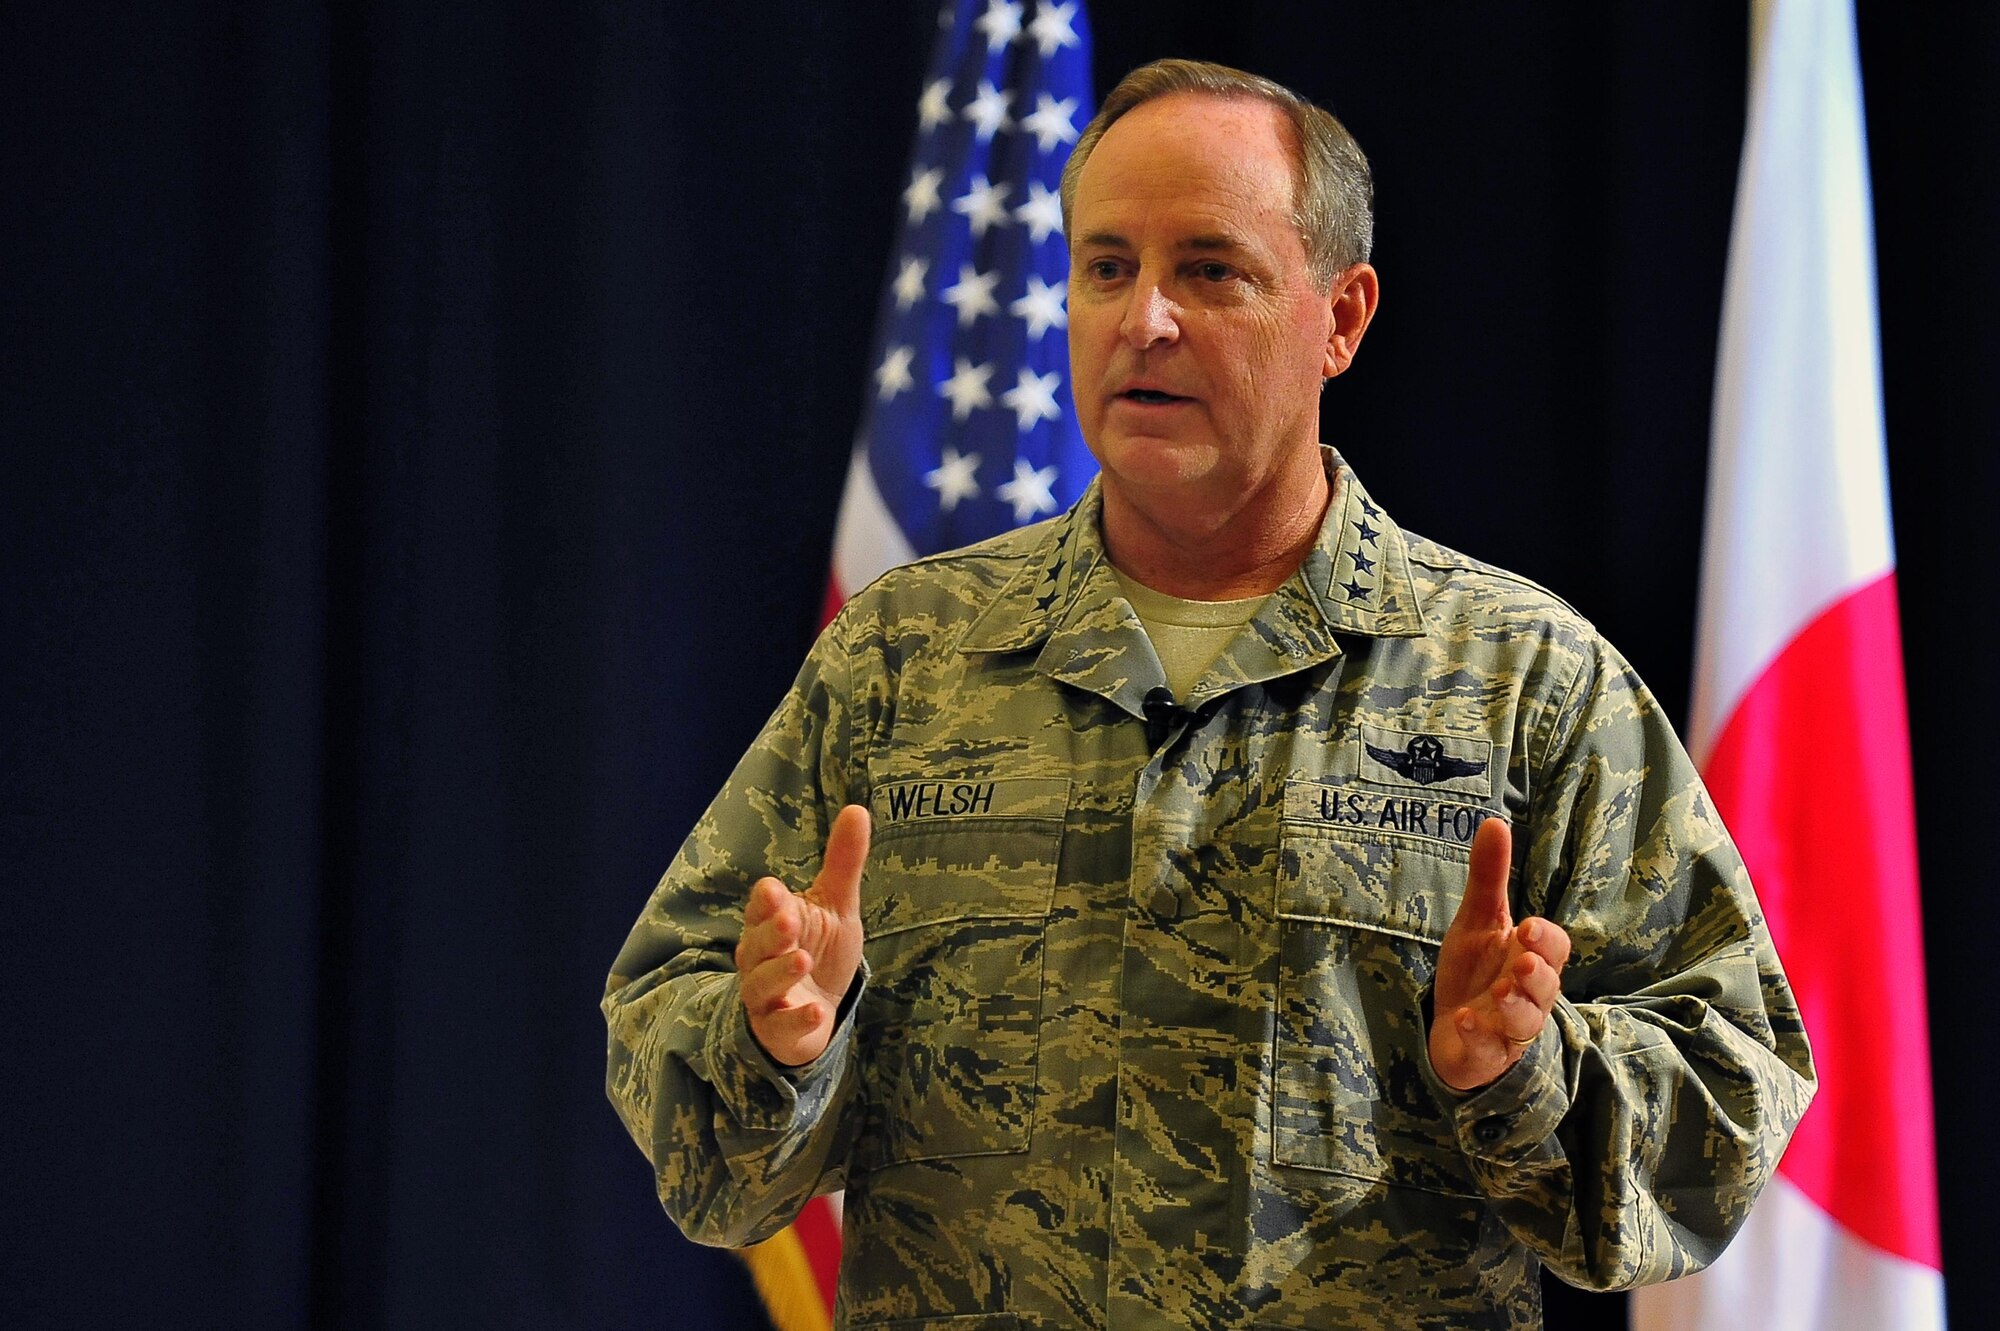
[1358,496,1380,518]
[1354,519,1379,546]
[1339,578,1371,602]
[1033,559,1064,613]
[1350,549,1376,576]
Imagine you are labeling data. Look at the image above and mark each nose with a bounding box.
[1119,277,1180,350]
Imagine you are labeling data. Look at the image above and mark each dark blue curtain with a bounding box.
[4,4,1991,1328]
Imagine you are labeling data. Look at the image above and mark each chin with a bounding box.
[1096,434,1223,492]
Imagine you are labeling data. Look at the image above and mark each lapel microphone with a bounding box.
[1142,686,1192,750]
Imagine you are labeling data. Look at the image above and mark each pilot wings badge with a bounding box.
[1363,733,1487,787]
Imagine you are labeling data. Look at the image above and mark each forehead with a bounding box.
[1071,93,1300,240]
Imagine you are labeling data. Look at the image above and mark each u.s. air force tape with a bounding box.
[1283,779,1501,849]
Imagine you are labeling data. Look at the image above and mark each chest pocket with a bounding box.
[851,778,1067,1171]
[1272,781,1489,1197]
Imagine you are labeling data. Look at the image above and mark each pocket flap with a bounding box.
[864,778,1068,938]
[1279,781,1494,944]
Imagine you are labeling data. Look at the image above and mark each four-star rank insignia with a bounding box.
[1365,733,1487,786]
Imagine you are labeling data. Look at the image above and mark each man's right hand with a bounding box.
[734,803,871,1067]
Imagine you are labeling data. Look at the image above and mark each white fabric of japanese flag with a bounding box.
[1631,0,1945,1327]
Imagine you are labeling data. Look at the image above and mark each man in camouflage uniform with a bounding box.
[604,60,1814,1330]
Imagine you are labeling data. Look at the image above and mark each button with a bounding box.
[1148,885,1180,919]
[1473,1118,1506,1146]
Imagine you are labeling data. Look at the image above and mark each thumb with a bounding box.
[810,803,871,918]
[1453,815,1513,931]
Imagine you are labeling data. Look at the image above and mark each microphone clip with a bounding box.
[1142,686,1190,750]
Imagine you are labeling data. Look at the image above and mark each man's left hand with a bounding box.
[1428,816,1571,1092]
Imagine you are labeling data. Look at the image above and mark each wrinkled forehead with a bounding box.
[1070,94,1303,253]
[1073,93,1300,224]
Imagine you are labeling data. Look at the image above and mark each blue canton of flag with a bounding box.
[857,0,1096,561]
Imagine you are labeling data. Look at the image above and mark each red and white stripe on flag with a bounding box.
[1633,1,1944,1328]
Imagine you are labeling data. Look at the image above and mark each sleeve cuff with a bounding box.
[706,963,869,1131]
[1447,998,1579,1165]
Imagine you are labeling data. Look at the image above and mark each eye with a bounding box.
[1195,261,1234,283]
[1087,258,1125,282]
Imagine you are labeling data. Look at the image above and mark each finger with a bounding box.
[740,947,811,1014]
[735,905,801,974]
[1486,974,1546,1043]
[1517,917,1571,972]
[736,884,800,969]
[1453,997,1525,1050]
[812,804,872,918]
[739,947,814,1016]
[741,876,789,931]
[743,983,833,1068]
[1500,998,1548,1045]
[1450,816,1514,932]
[753,996,832,1065]
[760,996,827,1042]
[1436,1007,1500,1093]
[1511,951,1563,1013]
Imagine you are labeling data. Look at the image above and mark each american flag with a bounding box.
[743,6,1096,1328]
[824,0,1097,617]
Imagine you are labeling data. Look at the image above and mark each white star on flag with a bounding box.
[1001,366,1063,431]
[923,446,982,511]
[903,167,944,225]
[1010,275,1067,341]
[1020,93,1080,153]
[892,257,928,311]
[937,357,995,421]
[917,78,954,132]
[1013,180,1064,243]
[962,79,1013,142]
[941,263,1001,326]
[1027,0,1081,56]
[875,344,916,401]
[951,175,1013,238]
[973,0,1024,52]
[996,457,1059,521]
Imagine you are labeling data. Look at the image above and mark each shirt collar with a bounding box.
[961,448,1428,654]
[958,448,1428,716]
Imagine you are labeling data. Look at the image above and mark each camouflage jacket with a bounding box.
[604,452,1814,1330]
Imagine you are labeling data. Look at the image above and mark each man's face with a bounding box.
[1066,94,1345,515]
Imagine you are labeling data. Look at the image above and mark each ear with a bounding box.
[1321,263,1379,379]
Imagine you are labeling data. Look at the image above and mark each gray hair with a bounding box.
[1058,59,1374,287]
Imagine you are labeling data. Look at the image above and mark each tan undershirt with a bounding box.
[1111,568,1271,703]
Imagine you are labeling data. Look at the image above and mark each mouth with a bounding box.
[1115,387,1193,406]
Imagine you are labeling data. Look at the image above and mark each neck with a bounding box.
[1100,450,1332,600]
